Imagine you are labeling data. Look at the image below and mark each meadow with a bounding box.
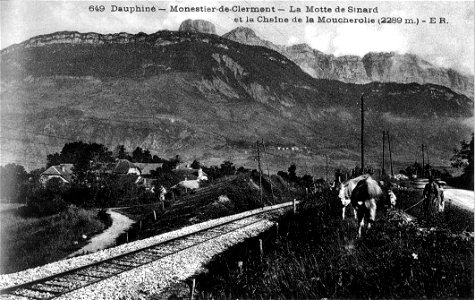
[0,207,108,274]
[194,189,474,299]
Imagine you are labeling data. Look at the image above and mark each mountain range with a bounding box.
[0,21,473,175]
[223,26,474,99]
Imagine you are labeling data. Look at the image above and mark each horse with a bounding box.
[338,174,383,237]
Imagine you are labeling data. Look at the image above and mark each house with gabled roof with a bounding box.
[40,164,74,186]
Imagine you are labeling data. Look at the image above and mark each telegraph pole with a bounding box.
[325,154,329,182]
[360,94,365,173]
[256,140,263,204]
[421,144,425,178]
[388,130,394,177]
[262,139,275,200]
[382,130,386,175]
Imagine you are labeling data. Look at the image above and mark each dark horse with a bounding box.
[338,174,383,237]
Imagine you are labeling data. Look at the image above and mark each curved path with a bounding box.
[68,210,135,257]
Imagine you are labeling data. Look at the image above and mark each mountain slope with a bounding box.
[223,27,474,99]
[0,30,473,174]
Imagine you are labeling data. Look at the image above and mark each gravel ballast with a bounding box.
[59,217,275,299]
[0,202,296,297]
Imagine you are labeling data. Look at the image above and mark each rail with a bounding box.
[0,200,300,299]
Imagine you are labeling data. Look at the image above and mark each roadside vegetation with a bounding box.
[0,207,108,274]
[194,189,473,299]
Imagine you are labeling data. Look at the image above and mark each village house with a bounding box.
[134,163,163,192]
[40,164,74,186]
[172,165,208,181]
[171,164,209,193]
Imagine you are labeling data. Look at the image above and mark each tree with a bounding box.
[143,150,152,163]
[162,155,181,172]
[72,143,113,185]
[288,164,297,182]
[191,159,201,169]
[451,134,474,189]
[132,147,145,162]
[46,153,62,168]
[402,162,422,178]
[220,161,236,176]
[451,134,474,171]
[0,164,28,202]
[116,145,128,159]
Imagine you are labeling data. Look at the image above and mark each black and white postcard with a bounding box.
[0,1,473,299]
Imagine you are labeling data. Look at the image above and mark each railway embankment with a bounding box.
[0,202,296,299]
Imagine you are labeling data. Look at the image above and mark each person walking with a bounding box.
[423,177,440,219]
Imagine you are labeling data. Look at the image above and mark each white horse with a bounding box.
[338,174,383,237]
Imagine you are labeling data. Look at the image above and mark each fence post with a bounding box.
[293,199,297,215]
[189,278,196,300]
[126,232,129,243]
[259,239,263,262]
[238,261,243,275]
[275,222,279,236]
[153,210,157,221]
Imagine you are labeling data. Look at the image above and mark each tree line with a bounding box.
[1,134,473,215]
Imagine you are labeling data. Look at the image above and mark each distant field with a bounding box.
[0,207,107,274]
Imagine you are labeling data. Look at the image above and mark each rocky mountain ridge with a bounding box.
[178,19,216,35]
[3,27,473,101]
[224,27,474,99]
[0,27,473,173]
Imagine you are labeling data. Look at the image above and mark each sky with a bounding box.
[1,0,474,75]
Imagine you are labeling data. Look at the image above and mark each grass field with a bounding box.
[0,207,108,274]
[194,189,474,299]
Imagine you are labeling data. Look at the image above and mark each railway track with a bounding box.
[0,201,298,299]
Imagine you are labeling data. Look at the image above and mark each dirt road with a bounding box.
[68,209,135,257]
[444,188,474,212]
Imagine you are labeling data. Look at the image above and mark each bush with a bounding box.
[24,190,68,217]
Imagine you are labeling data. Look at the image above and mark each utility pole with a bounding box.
[421,144,425,178]
[325,154,329,182]
[256,140,263,205]
[387,130,394,177]
[426,145,430,165]
[262,139,275,201]
[360,94,365,173]
[382,130,386,175]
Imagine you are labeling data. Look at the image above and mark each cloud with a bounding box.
[287,36,299,46]
[304,26,334,53]
[332,24,408,56]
